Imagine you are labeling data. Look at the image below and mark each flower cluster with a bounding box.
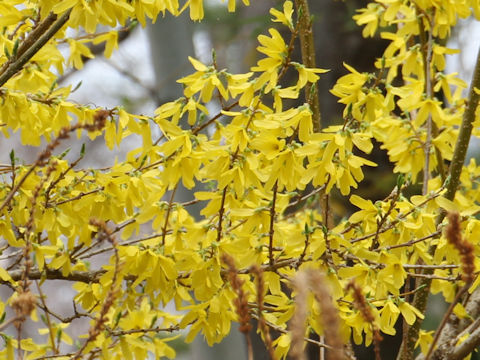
[0,0,480,359]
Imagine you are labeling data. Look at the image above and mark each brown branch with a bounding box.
[380,230,442,251]
[72,220,121,360]
[109,325,179,336]
[0,13,57,74]
[400,43,480,360]
[222,254,253,360]
[161,183,178,246]
[418,10,434,195]
[450,323,480,360]
[48,187,103,207]
[251,265,277,360]
[0,316,25,332]
[4,267,106,284]
[44,152,85,207]
[349,190,442,243]
[192,100,239,135]
[268,181,278,266]
[0,10,72,88]
[217,187,228,243]
[417,9,446,183]
[293,0,321,130]
[0,112,108,214]
[35,280,58,354]
[371,186,401,250]
[285,184,326,211]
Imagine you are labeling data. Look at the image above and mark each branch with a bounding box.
[109,325,179,336]
[269,181,278,266]
[0,316,24,332]
[416,10,446,186]
[0,112,108,213]
[451,324,480,360]
[424,286,468,360]
[3,268,106,284]
[0,13,57,74]
[418,10,434,195]
[161,183,178,246]
[444,46,480,202]
[0,10,72,88]
[400,44,480,360]
[293,0,321,131]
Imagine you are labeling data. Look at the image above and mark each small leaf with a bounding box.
[12,39,19,57]
[9,149,14,167]
[49,80,57,93]
[58,147,71,159]
[71,80,83,93]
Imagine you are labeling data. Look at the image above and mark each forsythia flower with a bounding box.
[252,28,288,90]
[270,0,294,30]
[330,63,368,117]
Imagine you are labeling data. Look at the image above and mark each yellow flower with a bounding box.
[256,28,287,60]
[353,2,383,37]
[250,132,286,160]
[412,98,448,128]
[416,330,434,355]
[379,300,400,335]
[227,0,250,12]
[39,323,73,346]
[251,28,288,90]
[434,72,467,104]
[293,62,329,90]
[349,194,379,226]
[270,0,294,30]
[398,300,424,325]
[189,0,204,20]
[178,57,228,103]
[330,63,368,117]
[67,39,94,70]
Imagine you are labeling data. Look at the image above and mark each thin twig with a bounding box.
[35,280,58,354]
[0,10,72,87]
[161,183,178,246]
[425,286,468,360]
[269,181,278,266]
[419,11,434,195]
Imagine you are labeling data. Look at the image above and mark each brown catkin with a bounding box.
[290,272,309,360]
[446,212,475,284]
[72,219,120,360]
[347,280,382,360]
[308,270,346,360]
[290,270,348,360]
[222,254,252,334]
[250,264,277,360]
[11,290,36,328]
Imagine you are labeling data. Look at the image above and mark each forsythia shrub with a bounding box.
[0,0,480,360]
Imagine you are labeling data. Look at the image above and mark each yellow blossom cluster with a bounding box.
[0,0,480,359]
